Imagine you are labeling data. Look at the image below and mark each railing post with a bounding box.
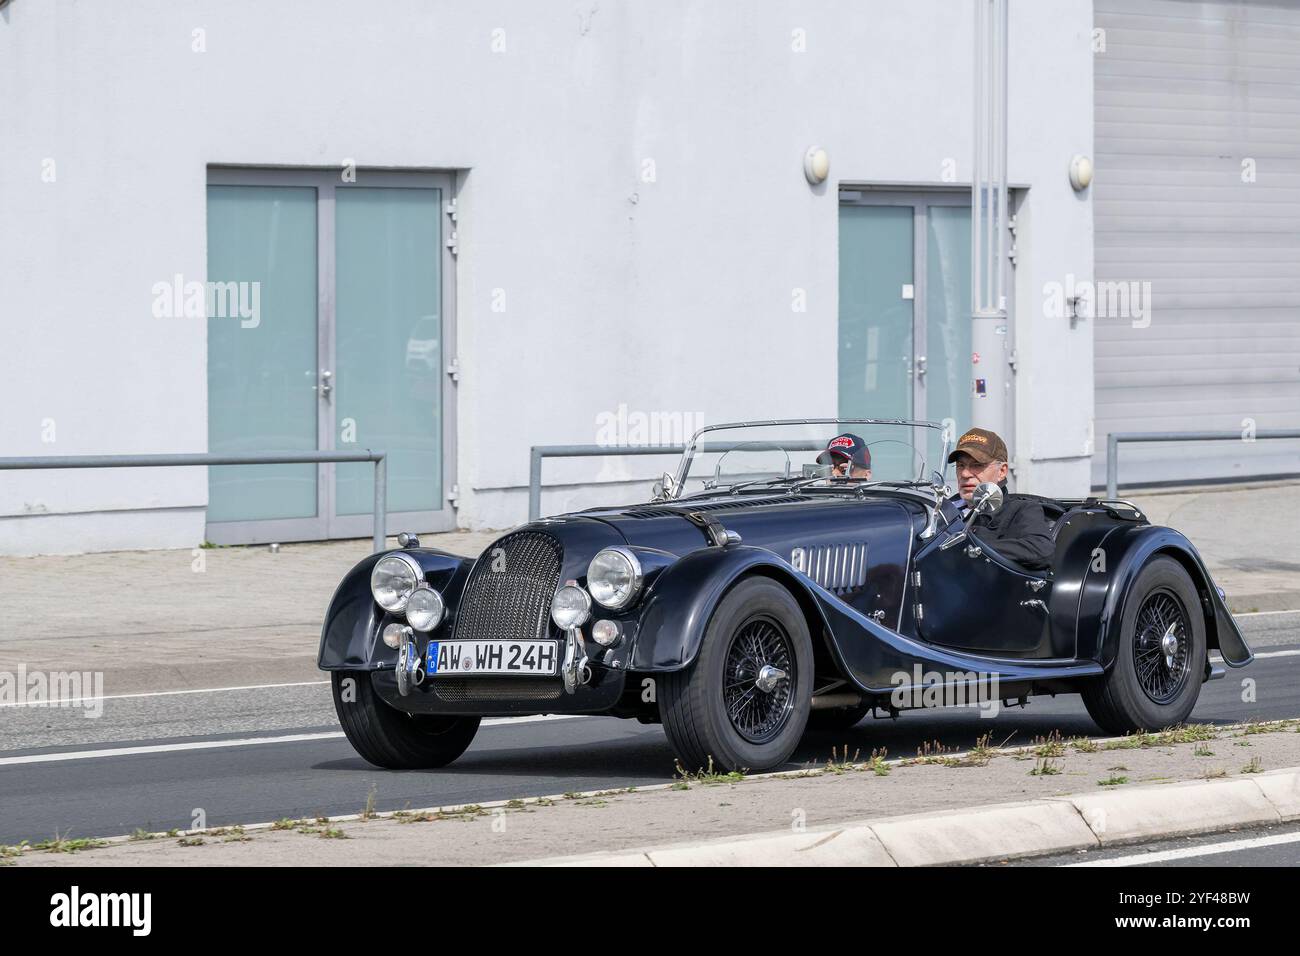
[373,453,387,553]
[1106,433,1119,500]
[528,446,542,522]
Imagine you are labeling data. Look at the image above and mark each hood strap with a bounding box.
[683,511,730,548]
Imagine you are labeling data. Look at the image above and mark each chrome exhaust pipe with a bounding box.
[811,692,865,710]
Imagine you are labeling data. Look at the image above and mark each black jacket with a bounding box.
[944,488,1056,571]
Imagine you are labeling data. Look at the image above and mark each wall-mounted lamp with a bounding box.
[1069,154,1093,191]
[803,146,830,185]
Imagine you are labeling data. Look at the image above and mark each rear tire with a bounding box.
[332,670,480,769]
[1082,556,1206,735]
[659,577,813,773]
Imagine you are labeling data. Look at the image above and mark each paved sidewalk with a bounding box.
[0,532,497,695]
[0,480,1294,695]
[1121,480,1300,613]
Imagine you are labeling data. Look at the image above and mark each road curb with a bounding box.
[510,768,1300,867]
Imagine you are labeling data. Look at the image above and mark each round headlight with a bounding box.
[550,584,591,630]
[406,586,445,632]
[587,547,643,610]
[371,554,422,613]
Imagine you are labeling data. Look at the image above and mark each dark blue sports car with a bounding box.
[319,419,1253,772]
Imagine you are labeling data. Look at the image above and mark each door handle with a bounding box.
[316,369,333,401]
[916,355,927,379]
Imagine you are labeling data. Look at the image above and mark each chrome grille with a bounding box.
[790,542,869,594]
[452,532,562,644]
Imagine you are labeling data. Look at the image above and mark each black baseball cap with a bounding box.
[816,433,871,469]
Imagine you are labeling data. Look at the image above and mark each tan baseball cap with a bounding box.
[947,427,1008,465]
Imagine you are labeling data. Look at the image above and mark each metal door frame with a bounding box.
[205,166,459,544]
[838,187,972,423]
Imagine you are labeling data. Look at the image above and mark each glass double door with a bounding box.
[205,169,455,544]
[838,193,972,479]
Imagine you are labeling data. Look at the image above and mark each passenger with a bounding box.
[943,428,1054,571]
[816,433,872,479]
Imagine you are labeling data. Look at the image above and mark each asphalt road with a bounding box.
[1,611,1297,847]
[1009,820,1300,867]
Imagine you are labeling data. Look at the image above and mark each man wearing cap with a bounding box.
[942,428,1054,570]
[816,433,872,479]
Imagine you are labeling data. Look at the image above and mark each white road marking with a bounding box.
[1234,608,1300,618]
[1250,649,1300,660]
[0,680,331,708]
[0,714,588,767]
[1067,829,1300,867]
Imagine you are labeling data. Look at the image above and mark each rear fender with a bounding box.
[1084,526,1253,670]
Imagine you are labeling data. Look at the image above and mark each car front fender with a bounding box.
[627,545,837,673]
[317,548,475,670]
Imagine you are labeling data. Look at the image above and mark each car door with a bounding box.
[910,526,1053,657]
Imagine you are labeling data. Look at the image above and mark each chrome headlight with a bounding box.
[406,586,445,632]
[551,584,592,630]
[587,547,643,610]
[371,553,422,613]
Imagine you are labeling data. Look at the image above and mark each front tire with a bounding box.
[659,577,813,773]
[332,670,480,769]
[1082,556,1206,735]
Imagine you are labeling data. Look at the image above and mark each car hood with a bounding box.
[567,492,923,559]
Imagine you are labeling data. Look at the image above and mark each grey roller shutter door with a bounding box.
[1093,0,1300,488]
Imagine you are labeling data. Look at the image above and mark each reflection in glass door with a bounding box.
[333,186,444,532]
[205,170,456,545]
[838,193,972,479]
[206,185,324,541]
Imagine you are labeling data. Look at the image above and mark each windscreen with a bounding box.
[674,421,944,496]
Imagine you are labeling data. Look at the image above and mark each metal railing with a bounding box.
[529,444,684,521]
[1106,430,1300,500]
[0,450,389,552]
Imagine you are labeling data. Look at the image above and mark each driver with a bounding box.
[942,428,1054,570]
[816,433,872,479]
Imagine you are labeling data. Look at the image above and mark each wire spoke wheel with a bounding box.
[722,614,795,744]
[1132,588,1191,705]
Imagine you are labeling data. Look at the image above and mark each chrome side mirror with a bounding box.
[651,471,677,501]
[970,481,1004,518]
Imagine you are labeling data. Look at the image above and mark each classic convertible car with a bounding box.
[319,419,1253,772]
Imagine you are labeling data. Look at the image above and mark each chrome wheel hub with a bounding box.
[755,664,787,694]
[1160,624,1179,666]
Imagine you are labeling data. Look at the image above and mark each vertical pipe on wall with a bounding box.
[971,0,1011,441]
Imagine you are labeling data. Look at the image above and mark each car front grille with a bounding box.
[451,531,563,645]
[428,678,564,703]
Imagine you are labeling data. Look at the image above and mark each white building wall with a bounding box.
[0,0,1094,553]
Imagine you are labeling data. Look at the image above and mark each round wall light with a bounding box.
[804,146,830,185]
[1069,154,1093,192]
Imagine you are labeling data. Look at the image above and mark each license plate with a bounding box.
[426,640,560,677]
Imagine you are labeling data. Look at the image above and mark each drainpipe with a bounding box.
[971,0,1011,441]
